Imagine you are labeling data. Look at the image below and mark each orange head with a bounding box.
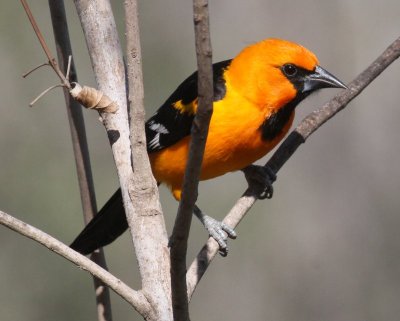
[226,38,346,110]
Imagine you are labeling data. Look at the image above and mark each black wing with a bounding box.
[145,59,232,153]
[70,60,233,255]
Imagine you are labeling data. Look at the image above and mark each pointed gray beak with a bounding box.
[303,65,347,93]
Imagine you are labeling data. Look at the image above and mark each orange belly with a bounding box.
[149,93,294,200]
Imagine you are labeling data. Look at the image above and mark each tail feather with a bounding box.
[70,189,128,255]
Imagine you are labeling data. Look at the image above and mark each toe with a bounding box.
[221,222,237,239]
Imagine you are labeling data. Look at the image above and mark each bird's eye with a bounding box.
[282,64,298,77]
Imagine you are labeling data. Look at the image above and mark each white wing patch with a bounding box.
[148,121,170,150]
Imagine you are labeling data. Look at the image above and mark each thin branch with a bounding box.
[29,84,64,107]
[22,62,50,78]
[48,1,112,321]
[66,55,72,81]
[124,1,172,320]
[0,210,152,317]
[186,36,400,299]
[20,0,70,88]
[170,0,213,319]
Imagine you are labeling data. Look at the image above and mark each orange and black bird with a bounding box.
[71,38,346,255]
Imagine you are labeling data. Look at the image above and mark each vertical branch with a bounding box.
[124,1,172,320]
[170,0,213,319]
[48,2,112,320]
[72,0,134,261]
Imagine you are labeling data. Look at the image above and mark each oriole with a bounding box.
[71,38,346,255]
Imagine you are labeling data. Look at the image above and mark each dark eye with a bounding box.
[282,64,298,77]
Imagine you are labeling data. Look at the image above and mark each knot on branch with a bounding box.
[70,83,118,113]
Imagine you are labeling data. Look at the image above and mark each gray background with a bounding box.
[1,1,399,320]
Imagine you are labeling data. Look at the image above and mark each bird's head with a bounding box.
[227,38,346,110]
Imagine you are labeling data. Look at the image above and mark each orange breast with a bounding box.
[149,82,294,200]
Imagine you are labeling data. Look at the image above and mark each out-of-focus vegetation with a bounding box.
[1,1,399,320]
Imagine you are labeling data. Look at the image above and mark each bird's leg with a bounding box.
[194,205,237,257]
[241,164,277,199]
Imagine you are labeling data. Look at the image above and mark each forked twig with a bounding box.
[21,0,118,112]
[21,0,70,88]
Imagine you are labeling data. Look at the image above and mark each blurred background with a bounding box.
[1,1,399,320]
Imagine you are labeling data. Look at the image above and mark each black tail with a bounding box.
[70,189,128,255]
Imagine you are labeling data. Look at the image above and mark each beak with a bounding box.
[303,65,347,93]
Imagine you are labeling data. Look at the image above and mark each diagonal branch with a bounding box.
[186,36,400,299]
[21,0,70,88]
[169,0,213,319]
[0,210,152,317]
[48,2,112,321]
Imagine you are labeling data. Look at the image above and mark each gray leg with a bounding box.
[194,205,236,256]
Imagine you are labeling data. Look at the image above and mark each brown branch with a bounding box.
[170,0,213,319]
[21,0,117,113]
[124,1,172,320]
[186,36,400,299]
[20,0,70,88]
[0,210,152,317]
[48,2,113,321]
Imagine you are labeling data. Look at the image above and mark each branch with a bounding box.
[73,0,132,194]
[21,0,117,113]
[169,0,213,319]
[0,210,152,317]
[21,0,69,88]
[48,2,112,320]
[124,1,172,320]
[186,36,400,298]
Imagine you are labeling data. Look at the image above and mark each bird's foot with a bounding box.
[194,206,236,257]
[242,164,276,199]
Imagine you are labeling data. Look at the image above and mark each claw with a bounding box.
[194,205,236,256]
[242,164,276,199]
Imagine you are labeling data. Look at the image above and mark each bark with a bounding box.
[125,1,172,320]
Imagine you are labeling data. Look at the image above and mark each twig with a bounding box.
[22,1,117,113]
[20,0,70,88]
[170,0,214,319]
[0,210,152,317]
[65,55,72,80]
[29,84,64,107]
[186,36,400,299]
[22,62,49,78]
[124,1,172,320]
[48,1,113,321]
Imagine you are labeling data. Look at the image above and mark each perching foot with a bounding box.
[194,205,236,257]
[242,164,277,199]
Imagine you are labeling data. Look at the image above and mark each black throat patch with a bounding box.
[260,93,309,141]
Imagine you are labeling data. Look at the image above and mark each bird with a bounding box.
[70,38,346,256]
